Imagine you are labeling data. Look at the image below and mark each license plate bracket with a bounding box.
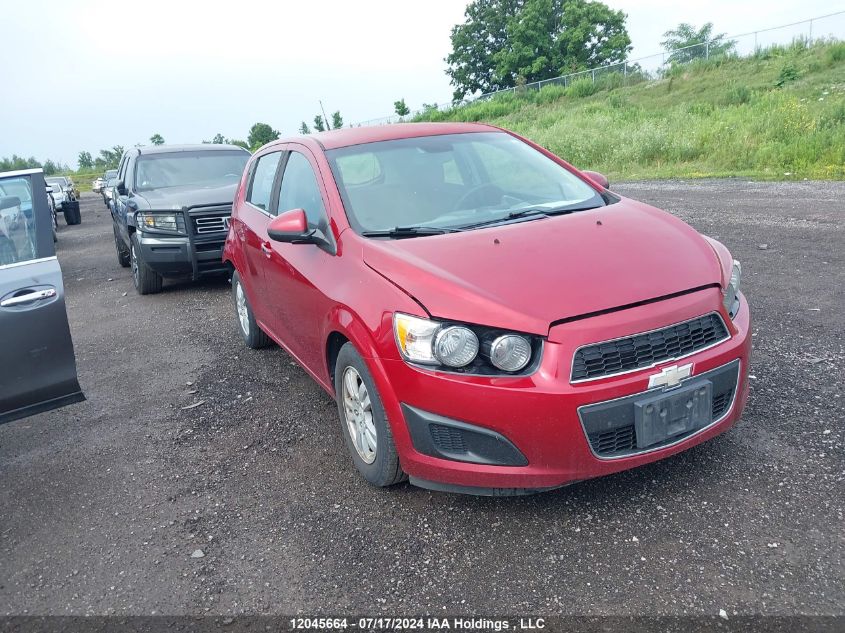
[634,379,713,449]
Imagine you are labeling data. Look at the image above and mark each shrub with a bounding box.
[567,78,598,98]
[827,42,845,64]
[776,62,799,87]
[724,84,752,106]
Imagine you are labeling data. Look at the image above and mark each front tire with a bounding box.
[114,225,130,267]
[334,343,405,487]
[232,271,271,349]
[130,234,163,295]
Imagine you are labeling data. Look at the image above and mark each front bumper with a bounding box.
[136,205,231,280]
[370,287,751,494]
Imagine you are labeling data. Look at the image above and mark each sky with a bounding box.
[1,0,841,168]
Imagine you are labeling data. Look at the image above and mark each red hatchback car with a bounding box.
[223,122,750,495]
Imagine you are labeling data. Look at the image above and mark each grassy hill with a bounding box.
[416,39,845,180]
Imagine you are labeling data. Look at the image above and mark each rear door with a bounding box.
[0,169,84,424]
[238,149,285,326]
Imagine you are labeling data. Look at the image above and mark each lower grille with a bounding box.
[430,424,468,454]
[580,359,740,458]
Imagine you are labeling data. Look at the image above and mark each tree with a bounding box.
[446,0,522,100]
[331,111,344,130]
[299,122,311,135]
[394,98,410,117]
[313,116,326,133]
[661,23,736,65]
[77,151,93,170]
[445,0,631,99]
[212,133,226,144]
[149,133,165,145]
[228,139,249,150]
[43,159,58,175]
[247,123,280,151]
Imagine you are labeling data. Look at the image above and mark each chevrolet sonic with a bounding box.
[222,122,750,495]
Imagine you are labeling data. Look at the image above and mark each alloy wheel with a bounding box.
[341,367,377,464]
[236,282,250,336]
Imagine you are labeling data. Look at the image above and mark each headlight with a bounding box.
[723,259,741,318]
[487,334,532,372]
[393,313,537,374]
[394,313,440,364]
[434,326,479,367]
[137,212,185,233]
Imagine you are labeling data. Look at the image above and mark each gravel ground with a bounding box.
[0,181,842,617]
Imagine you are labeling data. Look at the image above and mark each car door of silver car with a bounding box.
[0,169,84,424]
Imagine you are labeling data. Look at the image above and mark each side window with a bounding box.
[247,152,282,211]
[0,177,38,266]
[278,152,327,228]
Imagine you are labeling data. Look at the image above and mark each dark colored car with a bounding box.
[0,168,84,424]
[223,122,750,495]
[45,176,82,225]
[110,144,250,294]
[100,169,117,206]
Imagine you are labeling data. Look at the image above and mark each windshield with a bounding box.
[134,151,248,192]
[327,132,604,234]
[46,178,66,187]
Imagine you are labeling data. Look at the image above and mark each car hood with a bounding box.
[133,183,238,210]
[361,198,722,335]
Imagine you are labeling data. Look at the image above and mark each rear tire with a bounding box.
[64,205,81,225]
[130,234,163,295]
[335,343,405,488]
[232,271,272,349]
[114,225,130,267]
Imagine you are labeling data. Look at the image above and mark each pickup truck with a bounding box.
[110,144,250,294]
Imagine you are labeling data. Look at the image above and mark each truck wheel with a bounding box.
[114,225,130,267]
[64,205,81,225]
[232,271,271,349]
[334,343,405,488]
[130,234,163,295]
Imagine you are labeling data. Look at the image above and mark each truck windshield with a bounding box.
[327,131,605,234]
[134,151,249,192]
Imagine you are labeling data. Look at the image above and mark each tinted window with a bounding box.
[134,151,248,192]
[247,152,282,211]
[278,152,326,227]
[0,177,38,266]
[327,132,603,233]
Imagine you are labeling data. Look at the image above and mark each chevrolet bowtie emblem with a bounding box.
[648,363,692,389]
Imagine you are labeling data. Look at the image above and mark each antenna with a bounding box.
[319,100,331,130]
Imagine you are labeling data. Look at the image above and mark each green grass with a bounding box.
[416,39,845,180]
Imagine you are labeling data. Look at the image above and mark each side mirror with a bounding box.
[116,180,127,196]
[267,208,316,243]
[582,170,609,189]
[46,186,55,193]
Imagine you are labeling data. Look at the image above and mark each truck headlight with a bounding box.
[137,212,185,234]
[723,260,741,319]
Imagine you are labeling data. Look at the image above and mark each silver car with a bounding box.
[0,168,84,423]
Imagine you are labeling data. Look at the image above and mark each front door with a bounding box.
[263,149,335,374]
[0,169,84,424]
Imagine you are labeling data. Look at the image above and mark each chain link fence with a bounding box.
[355,10,845,127]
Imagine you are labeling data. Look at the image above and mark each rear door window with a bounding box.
[247,152,282,212]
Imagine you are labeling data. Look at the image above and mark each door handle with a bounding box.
[0,287,57,307]
[260,242,272,258]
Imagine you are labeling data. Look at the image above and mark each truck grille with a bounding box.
[193,215,228,234]
[571,313,729,382]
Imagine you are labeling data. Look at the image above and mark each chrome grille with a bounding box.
[193,216,228,234]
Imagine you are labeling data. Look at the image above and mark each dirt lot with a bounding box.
[1,181,843,616]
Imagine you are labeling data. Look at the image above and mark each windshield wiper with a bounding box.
[361,226,462,239]
[457,202,602,230]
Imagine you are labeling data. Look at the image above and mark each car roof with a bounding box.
[269,122,503,152]
[131,144,250,156]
